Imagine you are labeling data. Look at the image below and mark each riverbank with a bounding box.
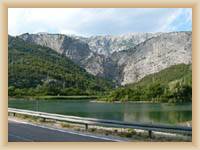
[178,121,192,127]
[91,100,160,104]
[9,96,160,103]
[9,95,190,105]
[9,95,98,100]
[8,96,163,104]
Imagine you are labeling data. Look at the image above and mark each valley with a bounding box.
[18,31,192,85]
[9,32,192,103]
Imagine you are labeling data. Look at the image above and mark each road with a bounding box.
[8,120,116,142]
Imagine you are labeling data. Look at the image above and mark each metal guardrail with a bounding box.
[8,108,192,138]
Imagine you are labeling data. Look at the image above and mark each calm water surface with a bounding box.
[8,99,192,125]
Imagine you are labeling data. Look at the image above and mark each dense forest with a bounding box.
[99,64,192,103]
[8,36,113,96]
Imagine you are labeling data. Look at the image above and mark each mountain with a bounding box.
[8,36,113,96]
[76,32,162,56]
[102,64,192,103]
[18,31,192,85]
[112,31,192,85]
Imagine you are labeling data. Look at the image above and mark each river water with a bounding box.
[8,99,192,125]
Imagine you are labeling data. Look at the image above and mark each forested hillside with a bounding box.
[19,32,192,85]
[101,64,192,103]
[8,35,192,103]
[8,36,113,96]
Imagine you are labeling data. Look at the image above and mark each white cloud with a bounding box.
[156,8,183,32]
[8,8,192,36]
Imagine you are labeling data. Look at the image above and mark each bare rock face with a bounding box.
[18,31,192,85]
[84,32,162,56]
[19,33,91,64]
[119,32,192,85]
[20,33,66,54]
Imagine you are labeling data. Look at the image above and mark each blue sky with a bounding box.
[8,8,192,37]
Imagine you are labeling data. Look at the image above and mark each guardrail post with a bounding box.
[42,118,46,122]
[13,113,15,117]
[148,130,152,138]
[85,124,88,130]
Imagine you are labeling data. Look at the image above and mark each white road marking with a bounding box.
[9,133,34,142]
[9,119,124,142]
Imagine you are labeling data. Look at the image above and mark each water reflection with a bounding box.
[8,99,192,125]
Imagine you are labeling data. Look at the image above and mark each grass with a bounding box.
[9,95,98,100]
[61,122,72,128]
[36,95,98,100]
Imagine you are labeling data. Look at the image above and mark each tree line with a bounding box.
[99,64,192,103]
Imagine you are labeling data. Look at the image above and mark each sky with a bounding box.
[8,8,192,37]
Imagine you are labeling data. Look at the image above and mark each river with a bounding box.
[8,99,192,125]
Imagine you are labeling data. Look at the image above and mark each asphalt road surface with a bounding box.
[8,120,116,142]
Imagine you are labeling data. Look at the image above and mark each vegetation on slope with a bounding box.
[8,36,192,103]
[8,36,113,97]
[100,64,192,103]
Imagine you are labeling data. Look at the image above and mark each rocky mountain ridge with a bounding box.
[18,31,192,85]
